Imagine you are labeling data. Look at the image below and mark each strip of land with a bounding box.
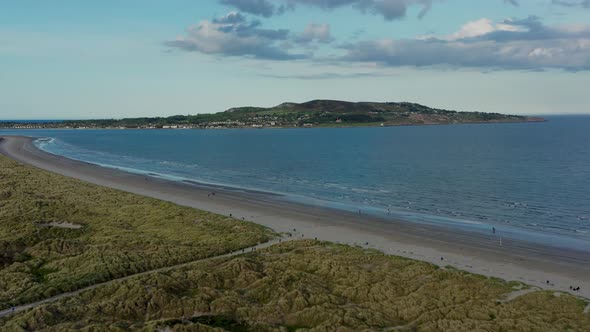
[1,135,589,301]
[0,99,545,129]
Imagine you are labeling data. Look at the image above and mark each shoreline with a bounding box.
[0,117,545,130]
[1,135,589,299]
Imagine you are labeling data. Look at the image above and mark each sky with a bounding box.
[1,0,589,119]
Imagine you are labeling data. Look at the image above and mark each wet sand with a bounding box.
[1,135,589,299]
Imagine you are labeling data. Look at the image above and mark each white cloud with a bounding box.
[340,17,590,70]
[443,18,524,41]
[165,15,302,60]
[221,0,437,20]
[295,23,333,44]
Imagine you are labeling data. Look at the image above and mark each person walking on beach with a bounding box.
[492,227,496,234]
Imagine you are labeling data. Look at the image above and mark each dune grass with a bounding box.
[2,240,589,331]
[0,155,275,310]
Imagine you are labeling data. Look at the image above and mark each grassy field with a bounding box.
[1,154,588,331]
[3,240,589,331]
[0,155,274,310]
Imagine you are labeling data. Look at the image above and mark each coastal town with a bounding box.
[0,100,539,130]
[1,117,292,130]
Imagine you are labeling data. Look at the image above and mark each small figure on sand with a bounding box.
[358,209,362,215]
[492,227,496,234]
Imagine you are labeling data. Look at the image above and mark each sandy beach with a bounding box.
[1,135,589,299]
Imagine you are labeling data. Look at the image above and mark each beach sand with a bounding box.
[1,135,589,299]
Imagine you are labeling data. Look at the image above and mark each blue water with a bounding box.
[2,116,590,250]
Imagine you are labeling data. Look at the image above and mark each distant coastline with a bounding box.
[0,119,545,130]
[0,99,545,130]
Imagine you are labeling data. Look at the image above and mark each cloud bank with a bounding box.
[166,3,590,71]
[340,16,590,70]
[165,12,302,60]
[165,13,335,60]
[219,0,276,17]
[220,0,436,20]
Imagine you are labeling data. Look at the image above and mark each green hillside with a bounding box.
[0,100,544,129]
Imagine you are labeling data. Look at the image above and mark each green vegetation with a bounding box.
[3,241,589,331]
[0,155,274,310]
[0,100,542,129]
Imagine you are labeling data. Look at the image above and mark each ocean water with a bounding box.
[2,116,590,250]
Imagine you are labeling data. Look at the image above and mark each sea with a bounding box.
[2,115,590,251]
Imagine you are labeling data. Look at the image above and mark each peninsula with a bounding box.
[0,100,544,129]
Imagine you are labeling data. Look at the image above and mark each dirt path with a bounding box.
[0,237,288,319]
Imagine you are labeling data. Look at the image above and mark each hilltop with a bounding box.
[222,100,542,127]
[0,100,544,129]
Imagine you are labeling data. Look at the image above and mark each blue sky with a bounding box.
[1,0,589,119]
